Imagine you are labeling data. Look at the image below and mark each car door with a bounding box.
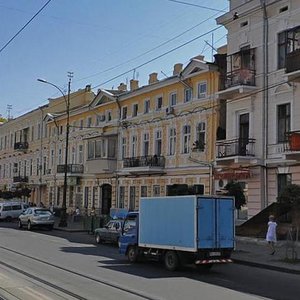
[21,208,31,224]
[112,221,121,243]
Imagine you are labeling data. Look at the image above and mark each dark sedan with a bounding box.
[94,220,123,244]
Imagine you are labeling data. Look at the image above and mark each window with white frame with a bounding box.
[277,103,290,143]
[58,148,62,164]
[156,96,163,111]
[144,99,150,114]
[182,125,191,154]
[155,130,162,156]
[80,120,84,130]
[143,133,149,156]
[184,88,192,102]
[108,139,116,158]
[122,137,127,159]
[195,122,206,151]
[78,144,84,164]
[169,128,176,155]
[122,106,128,119]
[131,135,137,157]
[132,104,138,117]
[197,81,207,99]
[169,92,177,107]
[88,141,94,159]
[71,146,76,163]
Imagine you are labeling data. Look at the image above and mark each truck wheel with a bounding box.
[164,251,180,271]
[127,246,138,263]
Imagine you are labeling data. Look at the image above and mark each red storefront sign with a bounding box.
[214,169,251,180]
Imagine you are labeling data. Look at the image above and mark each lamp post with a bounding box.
[38,73,73,227]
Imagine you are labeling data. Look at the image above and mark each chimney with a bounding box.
[85,84,91,92]
[173,63,183,75]
[193,55,205,61]
[148,72,158,84]
[118,83,127,92]
[130,79,139,91]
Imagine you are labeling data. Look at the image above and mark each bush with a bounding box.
[277,184,300,206]
[224,181,246,209]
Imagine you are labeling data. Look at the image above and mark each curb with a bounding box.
[233,258,300,275]
[53,227,88,233]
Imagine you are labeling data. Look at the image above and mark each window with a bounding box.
[80,120,84,130]
[277,174,291,196]
[143,133,149,156]
[118,186,125,208]
[278,26,300,69]
[43,157,47,175]
[132,104,138,117]
[78,145,84,164]
[156,96,163,111]
[84,186,89,208]
[169,92,177,107]
[122,106,128,119]
[71,146,76,163]
[155,130,162,156]
[184,88,192,102]
[182,125,191,154]
[129,186,136,211]
[88,141,94,159]
[195,122,206,151]
[88,139,107,159]
[108,139,116,158]
[144,99,150,114]
[141,186,147,197]
[197,82,207,99]
[87,117,92,128]
[277,103,290,143]
[153,185,160,196]
[107,111,112,121]
[122,137,127,159]
[169,128,176,155]
[131,135,137,157]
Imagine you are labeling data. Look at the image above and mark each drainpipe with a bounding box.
[115,95,121,207]
[38,107,44,205]
[261,0,269,208]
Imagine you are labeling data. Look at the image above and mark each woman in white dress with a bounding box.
[266,215,277,255]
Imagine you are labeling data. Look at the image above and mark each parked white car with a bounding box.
[0,201,29,221]
[18,207,55,230]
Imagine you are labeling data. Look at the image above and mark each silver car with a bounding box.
[18,207,55,230]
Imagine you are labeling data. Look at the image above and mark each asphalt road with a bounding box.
[0,222,299,300]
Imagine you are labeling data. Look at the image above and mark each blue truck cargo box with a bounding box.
[139,196,234,252]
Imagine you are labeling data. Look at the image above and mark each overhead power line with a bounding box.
[0,0,52,54]
[167,0,226,12]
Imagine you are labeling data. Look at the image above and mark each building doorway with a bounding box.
[101,184,112,215]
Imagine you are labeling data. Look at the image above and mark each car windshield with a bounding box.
[34,210,52,216]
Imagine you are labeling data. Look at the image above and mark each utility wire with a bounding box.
[0,0,53,54]
[167,0,227,12]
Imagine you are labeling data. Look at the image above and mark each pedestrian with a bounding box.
[75,207,80,216]
[49,202,54,213]
[266,215,277,255]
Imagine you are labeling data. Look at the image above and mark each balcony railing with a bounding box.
[286,50,300,74]
[13,176,28,183]
[14,142,29,151]
[57,164,84,174]
[123,155,165,168]
[216,138,256,158]
[225,68,256,89]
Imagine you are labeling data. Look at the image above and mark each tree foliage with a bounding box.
[224,181,246,209]
[277,184,300,206]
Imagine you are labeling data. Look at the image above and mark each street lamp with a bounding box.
[38,74,73,227]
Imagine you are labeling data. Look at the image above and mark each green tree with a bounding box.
[277,184,300,226]
[224,181,246,209]
[0,117,7,123]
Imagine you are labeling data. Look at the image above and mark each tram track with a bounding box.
[0,245,160,300]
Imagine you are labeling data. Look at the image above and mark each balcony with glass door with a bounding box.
[217,47,257,99]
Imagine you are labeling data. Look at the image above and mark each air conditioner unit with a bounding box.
[166,107,175,115]
[214,179,228,194]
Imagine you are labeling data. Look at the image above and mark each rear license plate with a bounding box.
[209,251,221,256]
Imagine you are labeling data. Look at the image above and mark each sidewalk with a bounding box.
[53,219,300,274]
[233,236,300,274]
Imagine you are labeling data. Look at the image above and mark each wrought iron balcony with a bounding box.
[123,155,165,168]
[225,68,256,89]
[216,138,256,158]
[286,50,300,73]
[57,164,84,174]
[13,176,28,183]
[14,142,29,151]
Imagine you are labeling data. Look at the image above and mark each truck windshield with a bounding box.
[123,216,136,232]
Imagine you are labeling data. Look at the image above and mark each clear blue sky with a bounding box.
[0,0,228,118]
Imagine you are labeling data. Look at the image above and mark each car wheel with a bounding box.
[95,233,102,244]
[48,224,54,230]
[18,220,23,229]
[27,221,32,231]
[127,246,139,263]
[5,216,12,222]
[164,251,180,271]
